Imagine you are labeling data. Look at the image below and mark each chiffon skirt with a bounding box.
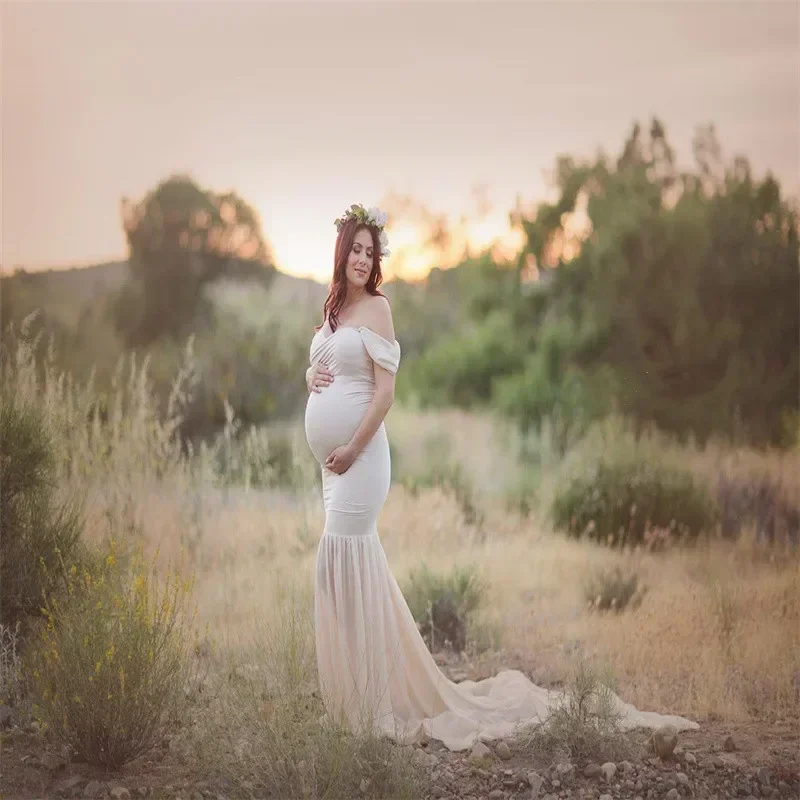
[312,426,699,751]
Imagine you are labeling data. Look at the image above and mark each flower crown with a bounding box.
[334,204,391,258]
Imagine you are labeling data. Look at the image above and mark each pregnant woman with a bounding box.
[304,204,698,751]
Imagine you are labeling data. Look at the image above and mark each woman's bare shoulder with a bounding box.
[365,294,394,340]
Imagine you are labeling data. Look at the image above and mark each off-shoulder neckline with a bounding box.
[321,323,398,346]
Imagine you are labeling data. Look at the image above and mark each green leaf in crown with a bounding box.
[332,203,391,257]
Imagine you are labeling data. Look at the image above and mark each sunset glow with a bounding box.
[3,2,797,284]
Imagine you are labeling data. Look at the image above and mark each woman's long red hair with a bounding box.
[317,218,387,332]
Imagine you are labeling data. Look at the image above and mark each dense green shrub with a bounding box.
[551,436,716,547]
[401,563,487,652]
[0,393,83,631]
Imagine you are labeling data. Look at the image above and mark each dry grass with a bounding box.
[689,437,800,500]
[177,582,424,799]
[49,394,800,725]
[5,319,798,794]
[145,472,798,726]
[578,530,800,720]
[0,622,24,708]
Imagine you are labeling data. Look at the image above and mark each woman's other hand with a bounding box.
[307,364,335,393]
[325,444,356,474]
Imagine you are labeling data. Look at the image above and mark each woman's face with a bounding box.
[345,227,374,289]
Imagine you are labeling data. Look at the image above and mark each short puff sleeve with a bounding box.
[359,326,401,374]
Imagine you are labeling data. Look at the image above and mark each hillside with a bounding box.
[1,260,130,330]
[0,260,335,333]
[0,257,440,338]
[267,270,330,311]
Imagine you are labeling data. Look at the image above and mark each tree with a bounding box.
[508,119,799,447]
[114,175,275,347]
[406,120,799,450]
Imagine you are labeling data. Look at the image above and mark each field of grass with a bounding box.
[170,435,800,725]
[3,327,798,798]
[61,386,796,727]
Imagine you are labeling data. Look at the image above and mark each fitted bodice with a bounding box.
[309,323,401,382]
[304,323,401,466]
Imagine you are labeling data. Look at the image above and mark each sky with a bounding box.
[3,0,799,283]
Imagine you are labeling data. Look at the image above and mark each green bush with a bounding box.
[551,429,716,547]
[583,566,646,612]
[0,392,83,632]
[516,659,635,765]
[30,542,196,768]
[401,564,488,652]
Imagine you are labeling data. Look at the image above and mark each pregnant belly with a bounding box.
[304,379,372,465]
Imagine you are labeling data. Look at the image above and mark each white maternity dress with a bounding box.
[304,321,698,751]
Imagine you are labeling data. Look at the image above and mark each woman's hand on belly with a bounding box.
[325,443,357,474]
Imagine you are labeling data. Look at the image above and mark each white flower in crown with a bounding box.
[368,206,388,228]
[379,230,391,258]
[334,203,391,258]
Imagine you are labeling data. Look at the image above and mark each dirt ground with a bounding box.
[3,653,798,800]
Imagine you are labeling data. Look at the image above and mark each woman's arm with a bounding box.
[324,298,396,473]
[347,367,395,453]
